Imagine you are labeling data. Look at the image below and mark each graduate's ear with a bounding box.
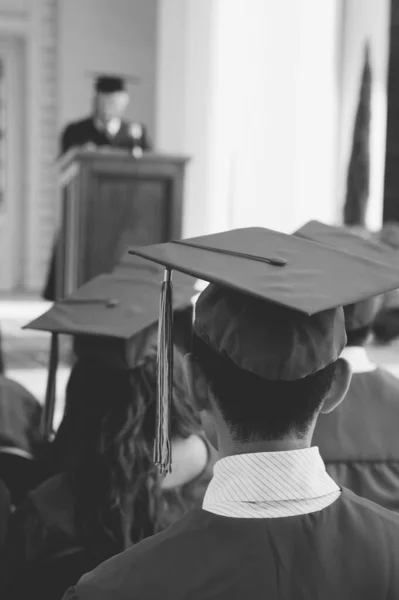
[183,353,210,412]
[320,357,352,414]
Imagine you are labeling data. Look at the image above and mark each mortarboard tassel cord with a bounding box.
[155,269,173,475]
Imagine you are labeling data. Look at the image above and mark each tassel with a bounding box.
[41,333,59,441]
[154,269,174,475]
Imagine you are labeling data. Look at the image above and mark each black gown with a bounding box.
[65,488,399,599]
[0,477,10,550]
[42,117,150,302]
[60,117,150,156]
[0,376,43,505]
[313,366,399,512]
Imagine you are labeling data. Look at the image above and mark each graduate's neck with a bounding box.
[222,437,311,457]
[208,402,315,457]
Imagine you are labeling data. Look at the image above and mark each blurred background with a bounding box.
[0,0,398,419]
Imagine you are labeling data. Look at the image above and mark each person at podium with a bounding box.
[61,74,151,157]
[42,74,151,302]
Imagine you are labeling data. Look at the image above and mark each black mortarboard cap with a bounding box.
[25,272,195,369]
[128,226,399,473]
[24,271,196,446]
[89,72,140,94]
[295,220,396,331]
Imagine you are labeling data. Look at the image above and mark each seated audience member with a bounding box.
[0,477,10,590]
[378,221,399,250]
[0,375,42,455]
[65,228,399,600]
[297,221,399,510]
[3,271,215,594]
[0,375,42,504]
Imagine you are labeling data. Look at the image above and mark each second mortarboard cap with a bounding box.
[25,269,196,446]
[128,227,399,472]
[295,220,395,331]
[25,272,195,370]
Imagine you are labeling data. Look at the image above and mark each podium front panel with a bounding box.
[83,175,171,281]
[58,152,187,295]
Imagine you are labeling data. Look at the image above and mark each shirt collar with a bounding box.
[341,346,376,373]
[203,447,339,508]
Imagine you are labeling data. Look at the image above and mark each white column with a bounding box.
[156,0,344,237]
[156,0,215,237]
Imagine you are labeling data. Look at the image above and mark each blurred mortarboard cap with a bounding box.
[87,71,140,94]
[295,220,395,331]
[128,226,399,473]
[24,271,195,370]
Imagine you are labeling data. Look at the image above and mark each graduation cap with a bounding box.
[295,220,396,331]
[86,72,141,94]
[24,271,196,443]
[128,226,399,473]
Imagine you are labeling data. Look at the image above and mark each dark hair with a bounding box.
[346,326,372,347]
[52,349,199,563]
[192,333,336,442]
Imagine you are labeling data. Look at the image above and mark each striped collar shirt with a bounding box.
[203,447,340,518]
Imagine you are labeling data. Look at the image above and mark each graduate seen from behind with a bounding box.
[3,269,214,596]
[297,220,399,512]
[66,227,399,600]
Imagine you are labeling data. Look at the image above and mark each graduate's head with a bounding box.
[378,221,399,250]
[343,297,381,347]
[295,220,392,346]
[24,267,200,541]
[126,224,399,467]
[52,347,199,560]
[93,76,129,122]
[59,346,198,459]
[184,285,351,451]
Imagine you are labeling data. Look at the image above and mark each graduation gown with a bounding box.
[3,438,216,592]
[65,488,399,600]
[0,376,42,455]
[0,478,10,550]
[61,117,150,155]
[42,117,151,302]
[313,366,399,511]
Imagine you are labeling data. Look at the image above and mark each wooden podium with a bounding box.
[56,148,189,298]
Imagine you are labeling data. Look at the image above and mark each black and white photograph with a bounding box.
[0,1,398,598]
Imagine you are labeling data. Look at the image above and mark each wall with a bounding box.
[0,0,58,291]
[24,0,159,292]
[27,0,59,290]
[0,0,159,290]
[338,0,390,230]
[0,34,26,290]
[156,0,343,238]
[57,0,158,134]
